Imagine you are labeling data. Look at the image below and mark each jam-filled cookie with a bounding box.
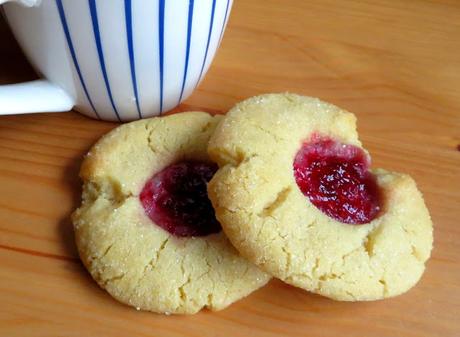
[72,112,270,314]
[208,93,433,301]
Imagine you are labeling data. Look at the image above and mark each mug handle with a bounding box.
[0,0,75,115]
[0,80,74,115]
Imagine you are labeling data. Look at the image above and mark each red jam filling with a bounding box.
[293,136,381,224]
[140,161,221,237]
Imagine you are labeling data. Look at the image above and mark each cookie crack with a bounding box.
[313,257,346,286]
[213,146,259,168]
[286,272,313,283]
[401,226,424,263]
[281,246,292,274]
[206,294,214,307]
[146,123,172,155]
[318,272,345,281]
[132,238,170,293]
[339,242,390,298]
[200,121,213,133]
[246,121,289,143]
[378,278,388,297]
[345,290,357,301]
[316,277,358,300]
[100,272,127,287]
[259,187,292,218]
[341,246,365,264]
[151,238,170,271]
[147,128,158,155]
[202,243,214,278]
[89,243,130,288]
[362,224,382,257]
[98,243,115,261]
[177,254,193,304]
[83,178,133,208]
[312,258,321,277]
[178,276,192,302]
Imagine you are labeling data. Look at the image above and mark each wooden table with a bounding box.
[1,1,459,336]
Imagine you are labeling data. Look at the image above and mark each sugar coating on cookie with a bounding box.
[208,93,433,301]
[72,112,270,314]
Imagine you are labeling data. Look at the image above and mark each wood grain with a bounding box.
[1,1,459,336]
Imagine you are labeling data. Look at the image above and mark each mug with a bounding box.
[0,0,233,121]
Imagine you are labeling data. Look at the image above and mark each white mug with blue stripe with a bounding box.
[0,0,233,121]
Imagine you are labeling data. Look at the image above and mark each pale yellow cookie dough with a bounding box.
[208,93,433,301]
[73,112,270,314]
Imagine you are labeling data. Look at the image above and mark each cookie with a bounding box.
[207,93,433,301]
[72,112,270,314]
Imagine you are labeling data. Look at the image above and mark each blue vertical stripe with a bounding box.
[218,0,230,46]
[55,0,100,119]
[158,0,166,114]
[195,0,217,88]
[178,0,195,104]
[88,0,121,122]
[125,0,142,119]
